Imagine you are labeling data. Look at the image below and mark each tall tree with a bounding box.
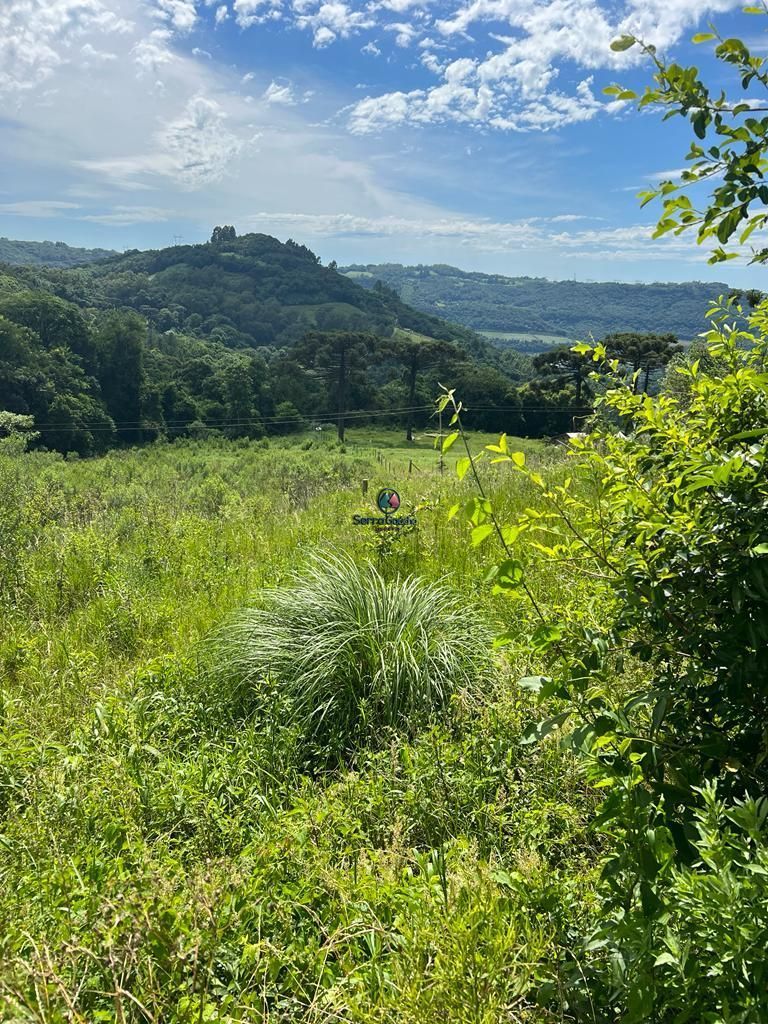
[94,311,146,443]
[391,334,459,441]
[0,292,96,370]
[296,331,378,441]
[532,346,595,405]
[603,333,681,394]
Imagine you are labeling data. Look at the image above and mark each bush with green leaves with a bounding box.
[211,553,493,759]
[443,292,768,1020]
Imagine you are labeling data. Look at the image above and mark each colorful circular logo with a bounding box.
[377,488,401,515]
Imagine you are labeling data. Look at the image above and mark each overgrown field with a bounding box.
[0,432,601,1023]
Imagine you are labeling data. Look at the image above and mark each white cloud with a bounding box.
[385,21,420,47]
[0,200,81,217]
[0,0,131,94]
[361,41,381,56]
[158,94,246,185]
[81,42,118,60]
[244,209,713,262]
[295,1,376,47]
[263,79,296,104]
[313,25,336,46]
[133,29,177,74]
[215,3,229,21]
[346,0,743,133]
[233,0,282,27]
[80,205,172,224]
[77,94,249,189]
[153,0,199,31]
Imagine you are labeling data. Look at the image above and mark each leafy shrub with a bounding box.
[211,553,493,759]
[594,782,768,1023]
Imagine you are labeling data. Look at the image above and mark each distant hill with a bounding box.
[0,232,539,457]
[341,263,734,343]
[0,237,116,268]
[0,234,506,363]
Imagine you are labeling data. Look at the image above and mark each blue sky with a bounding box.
[1,0,765,284]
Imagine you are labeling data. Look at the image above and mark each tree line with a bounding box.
[0,278,683,454]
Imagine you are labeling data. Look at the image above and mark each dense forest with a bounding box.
[343,262,734,340]
[0,237,116,268]
[1,229,682,455]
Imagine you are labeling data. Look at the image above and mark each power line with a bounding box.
[29,404,436,432]
[29,403,594,432]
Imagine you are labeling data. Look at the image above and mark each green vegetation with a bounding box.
[3,13,768,1021]
[479,331,573,355]
[0,237,116,268]
[342,263,729,341]
[0,235,595,455]
[211,553,492,762]
[0,435,596,1023]
[442,289,768,1020]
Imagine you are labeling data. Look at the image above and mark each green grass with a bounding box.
[210,552,494,761]
[0,436,600,1023]
[479,331,572,344]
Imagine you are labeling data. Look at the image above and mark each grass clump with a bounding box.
[212,552,492,757]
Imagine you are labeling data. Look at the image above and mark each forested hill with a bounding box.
[342,263,733,340]
[0,237,116,268]
[0,231,542,456]
[1,233,486,353]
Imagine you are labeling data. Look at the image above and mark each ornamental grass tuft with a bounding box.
[211,553,493,756]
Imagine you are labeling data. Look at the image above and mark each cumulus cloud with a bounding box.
[294,1,376,47]
[233,0,282,27]
[263,79,296,104]
[153,0,199,31]
[345,0,743,133]
[0,0,131,94]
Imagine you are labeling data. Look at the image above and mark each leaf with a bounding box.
[610,35,636,52]
[518,675,551,693]
[520,711,571,745]
[530,622,563,651]
[725,427,768,441]
[750,543,768,556]
[485,433,508,454]
[446,502,460,521]
[456,456,471,481]
[691,32,716,43]
[442,431,459,453]
[654,952,678,967]
[511,451,526,468]
[471,523,494,547]
[495,558,524,589]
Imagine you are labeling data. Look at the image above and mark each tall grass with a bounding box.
[211,552,493,756]
[0,436,602,1023]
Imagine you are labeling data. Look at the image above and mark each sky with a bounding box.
[1,0,766,285]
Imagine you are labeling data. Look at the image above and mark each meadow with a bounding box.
[0,428,599,1023]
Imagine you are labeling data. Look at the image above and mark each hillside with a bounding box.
[0,237,116,268]
[0,232,549,455]
[342,263,733,342]
[0,234,491,354]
